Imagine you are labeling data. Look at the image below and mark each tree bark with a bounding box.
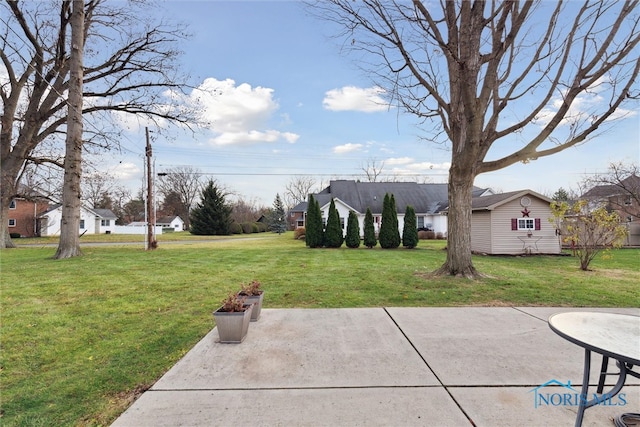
[54,0,84,259]
[434,164,482,278]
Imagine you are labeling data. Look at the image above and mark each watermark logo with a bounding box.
[529,379,627,408]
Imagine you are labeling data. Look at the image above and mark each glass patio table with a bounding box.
[548,312,640,427]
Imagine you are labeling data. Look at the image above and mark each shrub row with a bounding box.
[231,222,268,234]
[418,230,445,240]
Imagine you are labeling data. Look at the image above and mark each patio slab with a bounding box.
[152,308,438,390]
[113,307,639,427]
[112,387,470,427]
[386,306,640,387]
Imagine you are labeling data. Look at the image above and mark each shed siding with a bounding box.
[471,211,492,253]
[489,198,560,254]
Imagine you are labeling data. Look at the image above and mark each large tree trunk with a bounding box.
[54,0,84,260]
[0,192,17,248]
[433,158,483,279]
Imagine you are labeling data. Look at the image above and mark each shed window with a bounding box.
[518,218,534,230]
[512,218,541,231]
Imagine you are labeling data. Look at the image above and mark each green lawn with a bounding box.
[1,233,638,426]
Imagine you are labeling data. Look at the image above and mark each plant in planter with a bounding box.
[212,293,253,343]
[238,280,264,322]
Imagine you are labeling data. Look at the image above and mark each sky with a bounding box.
[105,1,640,207]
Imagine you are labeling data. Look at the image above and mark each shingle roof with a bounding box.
[311,180,487,214]
[93,208,117,219]
[581,174,640,198]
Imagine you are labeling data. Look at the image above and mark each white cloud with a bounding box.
[406,161,451,171]
[388,161,451,176]
[385,157,414,165]
[333,143,363,154]
[532,75,637,128]
[112,162,141,181]
[323,86,390,112]
[185,77,300,146]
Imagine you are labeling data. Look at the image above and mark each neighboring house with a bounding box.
[156,216,185,231]
[39,205,117,236]
[288,202,307,230]
[6,187,50,237]
[466,190,561,255]
[296,180,492,238]
[580,174,640,246]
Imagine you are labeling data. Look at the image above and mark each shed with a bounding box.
[470,190,561,255]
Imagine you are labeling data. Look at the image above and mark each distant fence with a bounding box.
[111,225,163,235]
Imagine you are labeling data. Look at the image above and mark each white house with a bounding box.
[157,216,185,231]
[39,205,117,236]
[301,180,492,238]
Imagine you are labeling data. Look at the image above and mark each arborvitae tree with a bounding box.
[189,180,232,235]
[345,210,361,248]
[390,194,401,247]
[363,207,377,248]
[324,198,344,248]
[305,194,323,248]
[380,193,400,248]
[402,205,418,249]
[379,193,393,248]
[268,193,287,234]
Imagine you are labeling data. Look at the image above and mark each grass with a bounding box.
[1,233,639,425]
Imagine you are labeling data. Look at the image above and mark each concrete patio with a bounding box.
[112,307,639,426]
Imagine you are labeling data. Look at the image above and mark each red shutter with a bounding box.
[535,218,541,230]
[511,218,517,230]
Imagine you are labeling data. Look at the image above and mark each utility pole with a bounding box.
[146,127,157,250]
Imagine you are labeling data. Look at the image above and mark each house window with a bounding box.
[8,219,16,227]
[79,220,85,229]
[417,216,424,228]
[297,220,304,227]
[9,199,16,209]
[624,196,632,206]
[340,217,345,229]
[101,219,110,226]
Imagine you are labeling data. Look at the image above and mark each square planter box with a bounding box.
[213,303,253,343]
[239,291,264,321]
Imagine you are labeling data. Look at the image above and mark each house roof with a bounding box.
[290,201,308,212]
[41,204,117,219]
[470,190,552,211]
[311,180,489,214]
[437,189,552,212]
[157,216,183,225]
[581,174,640,198]
[93,208,118,219]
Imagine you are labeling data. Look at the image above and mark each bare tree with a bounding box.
[53,0,84,259]
[582,162,640,221]
[312,0,640,278]
[157,166,203,229]
[283,175,317,210]
[83,171,115,208]
[229,196,267,224]
[361,158,385,182]
[1,0,198,249]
